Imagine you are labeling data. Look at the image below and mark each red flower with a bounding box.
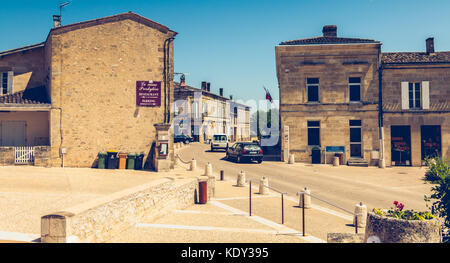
[394,201,398,206]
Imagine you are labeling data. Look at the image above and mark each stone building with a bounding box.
[276,25,449,167]
[174,81,250,143]
[0,12,177,169]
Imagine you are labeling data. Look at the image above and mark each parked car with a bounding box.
[210,134,229,152]
[174,134,194,144]
[226,142,264,163]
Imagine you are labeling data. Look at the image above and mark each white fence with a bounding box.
[15,147,35,164]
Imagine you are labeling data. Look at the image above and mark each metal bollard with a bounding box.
[258,177,269,195]
[353,202,367,228]
[298,187,312,209]
[237,171,246,187]
[220,170,224,181]
[189,159,197,171]
[198,180,208,204]
[302,192,306,236]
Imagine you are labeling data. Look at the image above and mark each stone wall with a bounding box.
[0,147,14,165]
[41,177,198,243]
[34,146,51,167]
[46,16,176,168]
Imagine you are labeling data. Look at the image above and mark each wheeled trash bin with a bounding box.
[106,150,119,169]
[97,152,107,169]
[135,153,145,170]
[127,153,137,170]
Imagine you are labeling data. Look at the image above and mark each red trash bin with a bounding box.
[199,181,208,204]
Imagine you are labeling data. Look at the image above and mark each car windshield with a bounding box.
[213,135,227,141]
[243,144,260,151]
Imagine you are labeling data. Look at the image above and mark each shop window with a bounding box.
[307,78,319,102]
[307,121,320,146]
[349,77,361,102]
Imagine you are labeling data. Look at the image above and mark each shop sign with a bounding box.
[136,81,161,107]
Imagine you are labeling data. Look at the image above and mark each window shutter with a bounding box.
[7,71,13,94]
[401,82,409,110]
[422,81,430,110]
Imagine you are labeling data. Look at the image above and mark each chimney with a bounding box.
[53,15,61,28]
[207,82,211,92]
[230,95,233,100]
[219,88,224,97]
[201,81,207,91]
[426,37,435,54]
[323,25,337,37]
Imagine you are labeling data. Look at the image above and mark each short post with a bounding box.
[288,154,295,164]
[249,180,252,216]
[220,170,224,181]
[302,192,306,236]
[353,201,367,228]
[298,187,312,209]
[189,159,197,171]
[281,193,285,225]
[237,171,246,187]
[355,216,358,234]
[258,177,269,195]
[205,162,213,177]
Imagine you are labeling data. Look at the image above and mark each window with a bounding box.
[349,77,361,102]
[307,78,319,102]
[307,121,320,146]
[409,82,421,109]
[0,71,13,96]
[349,120,362,158]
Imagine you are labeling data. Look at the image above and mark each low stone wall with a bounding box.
[364,212,443,243]
[34,146,51,167]
[41,177,198,243]
[0,147,14,165]
[327,233,365,243]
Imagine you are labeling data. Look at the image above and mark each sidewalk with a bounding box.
[109,172,360,243]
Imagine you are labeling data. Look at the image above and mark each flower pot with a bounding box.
[364,211,443,243]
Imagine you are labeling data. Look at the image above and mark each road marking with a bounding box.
[209,200,326,243]
[136,223,282,235]
[0,231,40,243]
[283,195,354,221]
[215,195,277,201]
[174,210,247,216]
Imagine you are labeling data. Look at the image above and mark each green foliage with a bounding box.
[373,208,384,216]
[424,157,450,183]
[373,207,435,221]
[424,157,450,242]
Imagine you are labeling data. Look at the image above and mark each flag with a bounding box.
[264,86,273,103]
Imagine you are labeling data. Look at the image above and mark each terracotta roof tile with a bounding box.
[279,36,380,46]
[382,52,450,64]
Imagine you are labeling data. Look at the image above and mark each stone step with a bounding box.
[347,159,369,167]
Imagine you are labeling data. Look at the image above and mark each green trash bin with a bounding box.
[127,153,137,170]
[98,152,107,169]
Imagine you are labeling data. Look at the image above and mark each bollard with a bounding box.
[333,156,339,166]
[237,171,246,187]
[189,159,197,171]
[205,162,213,177]
[174,156,179,166]
[258,177,269,195]
[353,202,367,228]
[298,187,312,209]
[198,180,208,204]
[220,170,224,181]
[288,154,295,164]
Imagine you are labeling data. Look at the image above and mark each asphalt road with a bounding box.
[178,143,433,213]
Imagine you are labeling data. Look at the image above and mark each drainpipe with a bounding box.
[163,37,175,124]
[166,37,174,123]
[378,63,386,168]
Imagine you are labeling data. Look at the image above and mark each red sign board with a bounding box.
[136,81,161,107]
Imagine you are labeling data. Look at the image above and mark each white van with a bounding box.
[211,134,229,152]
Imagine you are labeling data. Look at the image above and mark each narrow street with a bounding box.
[178,143,433,213]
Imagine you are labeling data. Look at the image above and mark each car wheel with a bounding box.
[185,140,190,144]
[211,146,214,152]
[258,159,263,164]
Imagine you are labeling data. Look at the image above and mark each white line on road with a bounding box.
[136,223,282,235]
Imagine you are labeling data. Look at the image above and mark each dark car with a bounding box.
[226,142,263,163]
[174,134,194,144]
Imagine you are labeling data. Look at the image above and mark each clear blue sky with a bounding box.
[1,0,449,103]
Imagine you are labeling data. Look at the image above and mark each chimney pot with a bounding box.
[219,88,224,97]
[53,15,61,28]
[207,82,211,92]
[201,81,207,90]
[426,37,435,54]
[323,25,337,37]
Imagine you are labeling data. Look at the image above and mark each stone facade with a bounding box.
[1,12,177,169]
[276,40,381,164]
[277,26,450,166]
[174,82,251,143]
